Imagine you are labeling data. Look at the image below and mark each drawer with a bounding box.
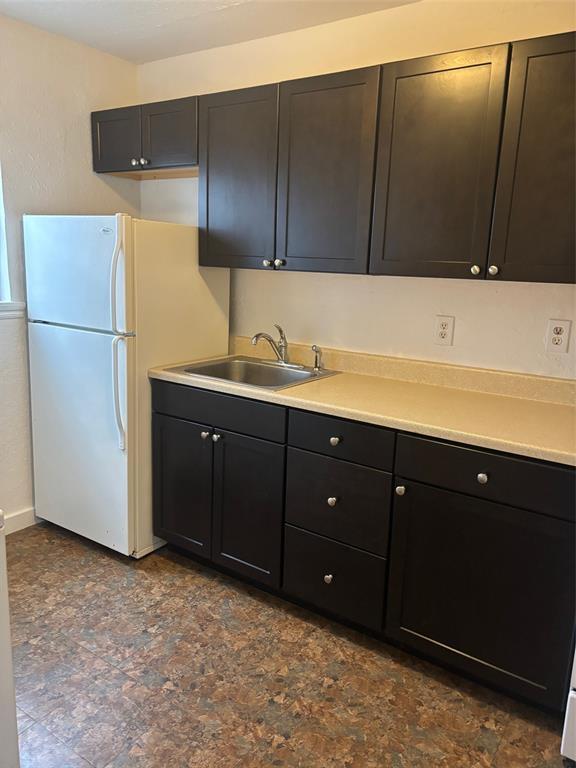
[283,525,386,631]
[288,410,395,470]
[396,434,576,521]
[286,448,392,555]
[151,380,286,443]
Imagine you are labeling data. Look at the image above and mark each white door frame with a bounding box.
[0,510,20,767]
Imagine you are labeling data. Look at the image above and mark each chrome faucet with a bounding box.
[251,324,289,363]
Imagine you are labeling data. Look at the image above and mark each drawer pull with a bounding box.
[323,574,333,584]
[395,485,406,496]
[200,431,210,440]
[329,436,341,447]
[477,473,489,485]
[327,496,338,507]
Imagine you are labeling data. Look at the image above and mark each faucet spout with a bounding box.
[251,325,289,363]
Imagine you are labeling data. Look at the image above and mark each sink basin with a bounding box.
[176,356,336,391]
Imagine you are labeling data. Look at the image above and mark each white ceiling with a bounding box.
[0,0,417,64]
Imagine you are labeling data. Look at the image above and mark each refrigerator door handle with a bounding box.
[110,215,124,334]
[112,336,126,451]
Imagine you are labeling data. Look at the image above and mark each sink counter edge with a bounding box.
[149,362,576,467]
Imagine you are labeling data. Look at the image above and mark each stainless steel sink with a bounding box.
[176,356,336,391]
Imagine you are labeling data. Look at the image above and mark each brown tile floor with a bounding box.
[6,522,568,768]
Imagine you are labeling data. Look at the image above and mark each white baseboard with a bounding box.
[5,507,36,535]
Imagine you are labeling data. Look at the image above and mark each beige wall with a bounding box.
[139,0,576,379]
[0,14,139,525]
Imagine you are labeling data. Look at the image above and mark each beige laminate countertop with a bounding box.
[149,360,576,467]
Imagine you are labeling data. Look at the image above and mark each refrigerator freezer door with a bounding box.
[28,322,133,555]
[23,214,133,333]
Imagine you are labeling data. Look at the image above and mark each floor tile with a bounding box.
[16,706,35,734]
[18,721,92,768]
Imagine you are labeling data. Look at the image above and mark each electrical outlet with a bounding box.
[434,315,455,346]
[546,319,571,354]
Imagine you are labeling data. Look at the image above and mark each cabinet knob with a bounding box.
[327,497,338,507]
[130,158,139,167]
[262,259,272,268]
[139,157,149,166]
[470,265,481,276]
[395,485,406,496]
[477,472,488,485]
[212,433,222,443]
[323,574,333,585]
[488,265,499,276]
[329,436,341,447]
[273,259,286,268]
[200,431,210,440]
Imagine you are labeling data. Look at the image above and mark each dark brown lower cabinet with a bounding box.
[152,414,213,557]
[283,525,387,631]
[212,430,284,588]
[152,381,575,710]
[386,480,575,709]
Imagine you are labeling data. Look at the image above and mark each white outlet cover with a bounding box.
[435,315,455,346]
[546,319,572,354]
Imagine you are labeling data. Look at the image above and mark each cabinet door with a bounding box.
[370,45,508,279]
[276,68,379,273]
[212,430,284,588]
[489,33,576,283]
[141,97,198,168]
[199,85,278,269]
[152,414,213,557]
[386,480,575,709]
[91,106,141,172]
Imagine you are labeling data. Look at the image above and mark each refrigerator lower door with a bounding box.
[23,214,133,333]
[0,515,20,768]
[28,323,134,555]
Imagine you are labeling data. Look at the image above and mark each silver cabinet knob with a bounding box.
[262,259,272,268]
[488,265,499,276]
[273,259,286,268]
[324,574,333,584]
[130,158,139,167]
[327,497,338,507]
[329,436,341,447]
[212,434,222,443]
[139,157,149,166]
[200,431,210,440]
[477,472,488,485]
[470,265,481,276]
[395,485,406,496]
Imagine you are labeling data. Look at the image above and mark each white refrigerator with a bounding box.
[24,214,229,558]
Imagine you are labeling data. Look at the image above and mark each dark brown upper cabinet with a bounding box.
[91,97,197,173]
[370,45,509,279]
[198,85,278,269]
[141,97,198,168]
[91,106,141,173]
[489,33,576,284]
[276,68,380,273]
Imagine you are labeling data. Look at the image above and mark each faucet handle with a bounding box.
[274,324,286,343]
[311,344,323,372]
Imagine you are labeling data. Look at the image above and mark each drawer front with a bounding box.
[283,525,386,631]
[151,380,286,443]
[286,448,392,555]
[288,410,395,470]
[396,434,576,521]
